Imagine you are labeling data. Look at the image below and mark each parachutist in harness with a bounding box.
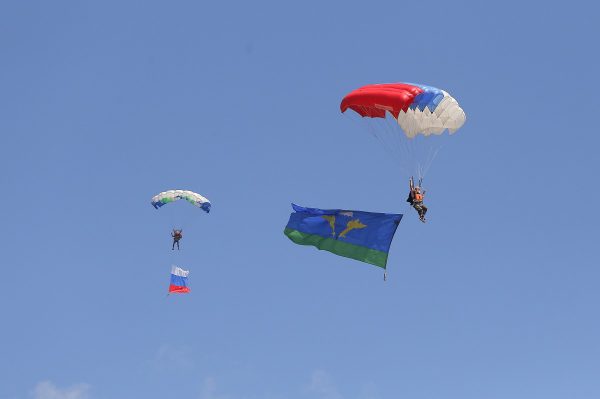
[171,229,183,250]
[407,177,428,223]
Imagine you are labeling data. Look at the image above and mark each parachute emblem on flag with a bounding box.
[321,215,367,239]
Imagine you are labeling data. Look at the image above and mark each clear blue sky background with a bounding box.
[1,1,599,398]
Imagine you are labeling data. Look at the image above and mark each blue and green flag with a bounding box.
[284,204,402,269]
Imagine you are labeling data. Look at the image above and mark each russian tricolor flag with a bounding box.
[169,266,190,294]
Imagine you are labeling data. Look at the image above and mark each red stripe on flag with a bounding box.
[169,284,190,294]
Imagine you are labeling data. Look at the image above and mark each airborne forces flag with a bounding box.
[284,204,402,271]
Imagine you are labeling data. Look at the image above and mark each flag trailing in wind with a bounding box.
[284,204,402,269]
[168,266,190,294]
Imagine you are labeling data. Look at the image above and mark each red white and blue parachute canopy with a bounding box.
[340,83,466,138]
[151,190,211,213]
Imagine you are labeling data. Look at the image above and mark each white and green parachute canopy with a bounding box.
[151,190,211,213]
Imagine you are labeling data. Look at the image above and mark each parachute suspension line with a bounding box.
[383,111,406,173]
[167,211,185,234]
[365,108,398,163]
[422,144,442,179]
[344,104,450,181]
[351,106,409,176]
[384,111,412,175]
[365,108,416,178]
[391,113,421,179]
[385,110,427,179]
[410,135,445,182]
[420,148,429,180]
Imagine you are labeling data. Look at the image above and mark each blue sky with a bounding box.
[1,1,599,398]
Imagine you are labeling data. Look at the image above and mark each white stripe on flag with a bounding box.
[171,265,189,277]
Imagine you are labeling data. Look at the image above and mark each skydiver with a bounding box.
[172,229,183,250]
[407,177,428,223]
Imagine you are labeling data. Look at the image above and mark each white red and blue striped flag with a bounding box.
[169,266,190,294]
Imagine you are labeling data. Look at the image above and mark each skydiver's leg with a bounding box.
[413,203,421,216]
[172,241,175,250]
[414,203,426,222]
[176,241,180,250]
